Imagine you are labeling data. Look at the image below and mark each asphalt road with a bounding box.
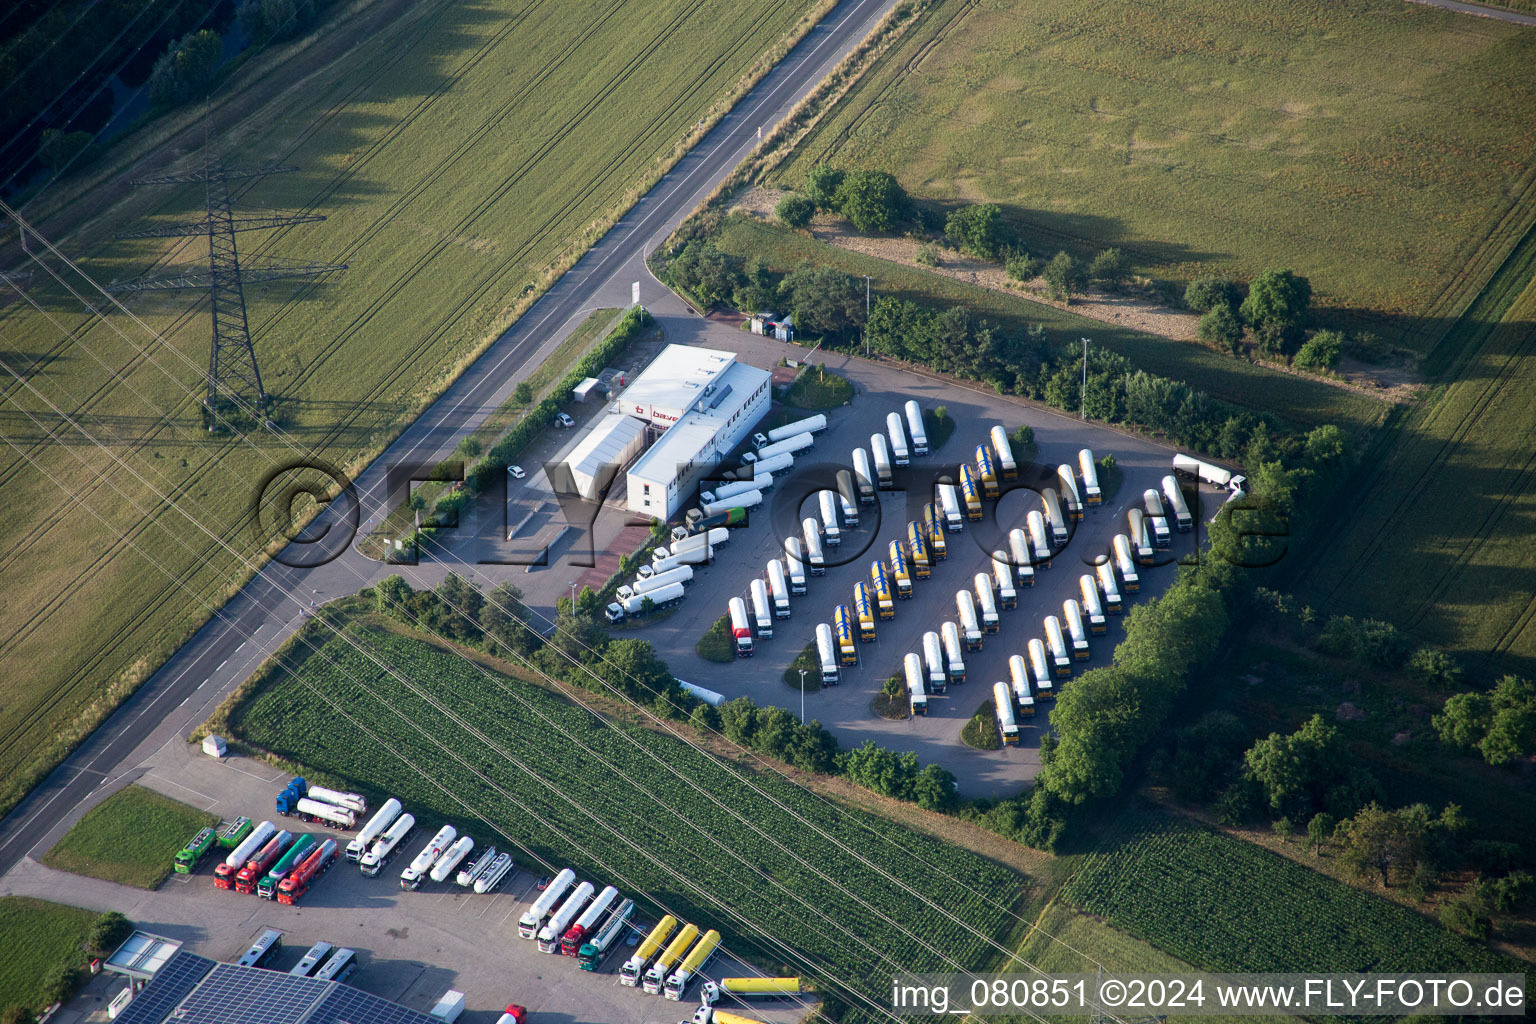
[0,0,898,875]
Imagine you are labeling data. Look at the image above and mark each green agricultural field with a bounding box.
[1060,805,1526,974]
[773,0,1536,347]
[230,617,1025,1020]
[0,0,829,818]
[0,897,98,1009]
[42,784,217,888]
[714,216,1388,435]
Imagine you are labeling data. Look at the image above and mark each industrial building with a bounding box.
[613,344,770,520]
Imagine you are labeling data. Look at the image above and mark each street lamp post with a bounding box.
[1079,337,1090,420]
[799,669,808,723]
[568,581,577,612]
[863,275,872,356]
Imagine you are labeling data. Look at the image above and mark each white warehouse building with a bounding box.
[619,344,771,520]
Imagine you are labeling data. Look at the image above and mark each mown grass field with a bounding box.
[0,896,97,1008]
[772,0,1536,347]
[715,216,1389,435]
[0,0,828,817]
[41,783,216,888]
[229,617,1026,1022]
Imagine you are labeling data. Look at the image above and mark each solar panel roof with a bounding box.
[111,952,214,1024]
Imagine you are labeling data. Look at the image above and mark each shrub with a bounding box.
[775,193,815,229]
[1408,646,1462,690]
[1346,331,1391,363]
[944,203,1010,260]
[85,911,133,957]
[914,241,941,267]
[1240,268,1312,356]
[802,166,846,210]
[512,381,533,405]
[1005,252,1040,281]
[1042,251,1082,303]
[1293,329,1344,371]
[1088,247,1130,291]
[1184,277,1240,313]
[833,170,908,233]
[148,29,224,107]
[1197,303,1244,353]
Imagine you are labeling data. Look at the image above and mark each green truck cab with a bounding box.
[173,827,218,874]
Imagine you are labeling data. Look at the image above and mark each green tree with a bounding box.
[688,703,720,733]
[775,193,815,229]
[667,240,744,309]
[86,911,133,956]
[1293,329,1344,371]
[1088,247,1130,291]
[1408,646,1462,690]
[513,381,533,405]
[1164,710,1247,802]
[1183,277,1239,313]
[39,964,82,1006]
[148,28,224,106]
[3,1007,37,1024]
[1336,802,1433,888]
[944,203,1010,260]
[1005,252,1039,281]
[733,256,777,313]
[1242,714,1355,821]
[37,128,92,174]
[833,170,908,233]
[1042,251,1083,304]
[911,763,958,811]
[802,166,846,210]
[1197,303,1244,353]
[1436,675,1536,766]
[1239,268,1312,356]
[374,574,416,621]
[776,261,865,339]
[1307,811,1336,855]
[478,581,540,656]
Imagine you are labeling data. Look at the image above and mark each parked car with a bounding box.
[508,465,526,479]
[554,412,575,428]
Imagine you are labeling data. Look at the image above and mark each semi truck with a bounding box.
[1042,488,1069,545]
[766,560,792,618]
[989,425,1018,480]
[644,922,701,994]
[456,846,498,888]
[1007,529,1036,588]
[429,835,475,884]
[869,561,895,619]
[904,653,928,717]
[260,833,318,898]
[974,573,1000,633]
[937,484,964,530]
[815,623,840,685]
[1044,616,1072,677]
[1078,449,1103,506]
[1079,575,1108,633]
[886,412,910,466]
[538,881,595,953]
[621,914,678,986]
[1162,474,1194,531]
[736,450,793,479]
[359,813,415,877]
[749,580,774,639]
[692,489,763,523]
[1008,656,1036,717]
[346,798,402,862]
[993,681,1020,745]
[852,582,877,642]
[215,820,276,889]
[887,541,914,599]
[619,567,696,601]
[991,555,1018,609]
[958,466,983,521]
[1063,600,1091,660]
[802,518,825,575]
[400,824,456,890]
[1127,508,1155,563]
[664,928,722,1000]
[817,490,842,546]
[783,539,808,593]
[1112,534,1141,591]
[835,470,860,527]
[1057,465,1084,521]
[276,838,338,905]
[1143,488,1172,547]
[1173,453,1247,493]
[904,401,928,456]
[906,524,932,578]
[217,816,254,849]
[234,829,295,894]
[604,581,685,624]
[833,606,858,665]
[934,621,965,685]
[870,433,895,488]
[561,884,619,956]
[749,432,813,464]
[728,597,754,657]
[974,445,1000,500]
[765,414,827,444]
[578,897,636,970]
[1027,510,1053,568]
[474,852,514,894]
[923,504,948,558]
[851,449,877,503]
[955,590,983,650]
[1028,639,1055,700]
[174,827,217,874]
[700,476,768,506]
[1096,560,1124,613]
[922,631,947,694]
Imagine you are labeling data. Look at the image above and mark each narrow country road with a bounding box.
[1403,0,1536,25]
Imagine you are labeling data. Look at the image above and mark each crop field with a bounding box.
[41,783,217,888]
[1298,233,1536,675]
[0,896,98,1008]
[0,0,827,816]
[772,0,1536,346]
[714,216,1389,435]
[230,618,1027,1019]
[1060,806,1527,975]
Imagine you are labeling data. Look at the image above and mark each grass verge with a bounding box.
[960,700,1001,751]
[41,784,217,889]
[783,642,823,690]
[0,897,98,1009]
[783,364,853,410]
[697,615,736,663]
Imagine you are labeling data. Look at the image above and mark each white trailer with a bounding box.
[1057,464,1083,520]
[751,432,814,463]
[1143,488,1172,547]
[1079,575,1107,633]
[401,825,456,890]
[955,590,983,650]
[648,549,706,576]
[766,560,791,618]
[783,538,809,593]
[678,680,725,706]
[728,597,754,657]
[991,554,1018,609]
[701,476,768,505]
[1162,474,1194,532]
[815,623,840,685]
[430,991,466,1024]
[662,528,729,564]
[993,681,1020,745]
[1042,488,1069,544]
[223,821,276,869]
[430,835,475,884]
[870,433,895,487]
[1027,510,1053,567]
[886,412,910,466]
[306,785,367,814]
[989,425,1018,480]
[473,852,514,894]
[296,798,356,830]
[619,565,695,600]
[941,622,966,685]
[1112,534,1141,591]
[937,484,963,531]
[456,846,497,888]
[749,579,774,639]
[904,401,928,455]
[904,653,928,716]
[518,867,576,938]
[922,631,947,693]
[802,518,825,575]
[346,798,403,861]
[1063,599,1091,660]
[835,470,860,526]
[360,813,415,877]
[767,414,827,444]
[1007,528,1037,587]
[697,489,763,520]
[1173,453,1246,493]
[1028,639,1055,699]
[818,491,842,546]
[604,581,685,623]
[1078,449,1102,506]
[741,451,794,477]
[1096,560,1124,613]
[851,449,877,503]
[974,573,1000,633]
[537,881,595,953]
[1127,508,1155,563]
[1044,616,1072,676]
[1008,655,1035,716]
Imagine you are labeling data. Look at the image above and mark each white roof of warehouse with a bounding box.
[618,344,736,414]
[563,412,648,497]
[628,360,771,483]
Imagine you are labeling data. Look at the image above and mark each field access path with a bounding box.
[1403,0,1536,26]
[0,0,898,877]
